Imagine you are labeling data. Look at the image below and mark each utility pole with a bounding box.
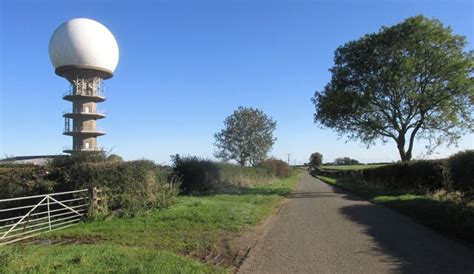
[286,154,291,166]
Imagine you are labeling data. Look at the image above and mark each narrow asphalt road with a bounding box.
[238,172,474,273]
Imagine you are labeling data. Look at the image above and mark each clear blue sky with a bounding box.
[1,0,473,165]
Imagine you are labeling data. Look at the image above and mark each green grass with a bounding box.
[321,164,387,170]
[1,172,302,273]
[316,175,474,244]
[0,245,221,273]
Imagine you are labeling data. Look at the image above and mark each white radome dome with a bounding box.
[49,18,119,73]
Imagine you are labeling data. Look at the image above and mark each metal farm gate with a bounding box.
[0,189,90,246]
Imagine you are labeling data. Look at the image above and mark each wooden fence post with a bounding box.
[88,187,98,217]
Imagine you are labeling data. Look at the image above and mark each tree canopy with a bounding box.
[309,152,323,168]
[214,106,277,166]
[334,157,359,165]
[312,16,473,161]
[107,154,124,162]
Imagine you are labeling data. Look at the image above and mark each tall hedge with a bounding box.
[258,159,291,178]
[171,155,288,194]
[218,163,275,187]
[448,150,474,199]
[0,160,179,217]
[312,151,473,198]
[0,165,55,199]
[49,160,179,216]
[362,160,447,193]
[0,165,56,219]
[171,155,221,194]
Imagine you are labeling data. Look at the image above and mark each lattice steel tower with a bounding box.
[49,18,119,154]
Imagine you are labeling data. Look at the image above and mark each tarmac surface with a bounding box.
[238,171,474,273]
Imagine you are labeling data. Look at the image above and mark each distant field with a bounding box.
[321,164,387,170]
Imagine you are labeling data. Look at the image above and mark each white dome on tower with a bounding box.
[49,18,119,73]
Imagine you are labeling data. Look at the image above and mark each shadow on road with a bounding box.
[287,191,341,199]
[338,202,474,273]
[298,174,474,273]
[295,181,369,202]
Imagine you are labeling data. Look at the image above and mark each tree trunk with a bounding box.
[396,135,412,162]
[404,149,412,162]
[398,148,412,162]
[405,120,423,163]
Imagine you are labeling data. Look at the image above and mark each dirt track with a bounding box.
[238,172,474,273]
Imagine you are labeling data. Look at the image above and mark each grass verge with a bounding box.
[0,172,302,273]
[316,175,474,244]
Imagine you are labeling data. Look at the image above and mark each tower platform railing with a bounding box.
[63,89,105,98]
[62,109,107,116]
[63,126,106,134]
[62,146,105,153]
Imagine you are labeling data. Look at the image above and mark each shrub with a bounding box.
[49,160,179,216]
[448,150,474,199]
[0,165,55,199]
[171,155,280,194]
[0,165,57,220]
[107,154,124,162]
[171,155,221,194]
[259,158,291,178]
[49,153,106,167]
[218,163,274,187]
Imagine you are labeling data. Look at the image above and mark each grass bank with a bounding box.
[316,175,474,244]
[0,172,302,273]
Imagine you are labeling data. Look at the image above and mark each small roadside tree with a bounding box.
[312,16,473,161]
[214,106,277,166]
[309,152,323,168]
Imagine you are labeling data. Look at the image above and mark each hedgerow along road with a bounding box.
[239,172,474,273]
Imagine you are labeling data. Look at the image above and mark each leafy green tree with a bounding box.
[312,16,473,161]
[309,152,323,168]
[214,106,277,166]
